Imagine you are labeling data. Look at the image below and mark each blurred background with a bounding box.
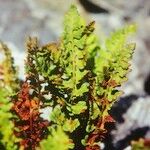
[0,0,150,149]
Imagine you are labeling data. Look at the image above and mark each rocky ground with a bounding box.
[0,0,150,149]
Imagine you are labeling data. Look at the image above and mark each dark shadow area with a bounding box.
[79,0,109,13]
[110,94,138,123]
[0,133,6,150]
[103,123,116,150]
[103,126,149,150]
[144,73,150,95]
[114,127,149,150]
[103,95,144,150]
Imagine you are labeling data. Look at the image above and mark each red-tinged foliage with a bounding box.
[12,82,49,150]
[86,145,101,150]
[101,79,118,88]
[86,124,106,149]
[86,115,115,150]
[100,115,115,129]
[86,131,104,150]
[103,115,115,123]
[144,139,150,147]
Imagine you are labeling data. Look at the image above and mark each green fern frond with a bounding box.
[0,88,19,150]
[0,43,19,149]
[0,42,19,92]
[38,5,136,149]
[60,5,89,99]
[40,126,74,150]
[95,25,136,103]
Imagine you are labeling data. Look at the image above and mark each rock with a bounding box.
[112,96,150,148]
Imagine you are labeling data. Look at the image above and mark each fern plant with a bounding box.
[36,5,135,150]
[0,42,19,150]
[0,5,136,150]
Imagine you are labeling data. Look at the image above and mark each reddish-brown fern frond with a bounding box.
[12,82,49,150]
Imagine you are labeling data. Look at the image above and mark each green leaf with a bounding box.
[40,126,74,150]
[0,88,19,150]
[72,82,89,97]
[68,101,87,115]
[50,105,66,125]
[63,119,80,133]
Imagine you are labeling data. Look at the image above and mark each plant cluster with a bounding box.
[131,138,150,150]
[0,5,136,150]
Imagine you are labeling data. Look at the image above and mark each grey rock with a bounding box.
[112,96,150,143]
